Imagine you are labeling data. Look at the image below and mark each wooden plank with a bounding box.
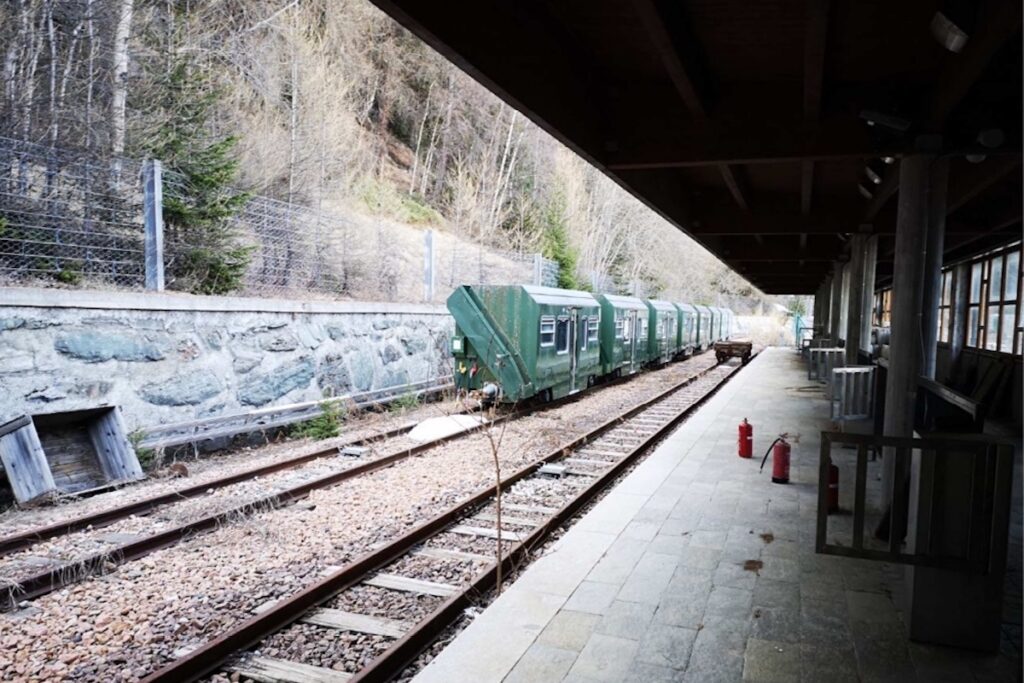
[448,525,524,542]
[473,512,539,527]
[853,444,868,550]
[230,656,352,683]
[575,449,626,459]
[562,458,607,468]
[364,573,457,597]
[302,608,409,638]
[502,502,558,515]
[415,547,491,563]
[0,421,57,504]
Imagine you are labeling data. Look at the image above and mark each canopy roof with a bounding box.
[369,0,1022,293]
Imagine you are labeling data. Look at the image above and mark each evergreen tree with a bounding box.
[541,192,580,289]
[136,57,252,295]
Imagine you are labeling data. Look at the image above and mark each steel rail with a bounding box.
[0,352,711,561]
[140,357,749,683]
[0,356,714,607]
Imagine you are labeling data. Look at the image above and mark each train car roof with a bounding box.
[675,303,698,314]
[645,299,677,313]
[596,293,648,311]
[693,304,713,314]
[520,284,600,307]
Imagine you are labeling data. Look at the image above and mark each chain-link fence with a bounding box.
[0,137,560,301]
[0,136,146,288]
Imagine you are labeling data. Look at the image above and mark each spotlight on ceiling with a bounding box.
[931,1,975,53]
[858,183,874,200]
[865,161,885,185]
[882,156,895,165]
[859,110,911,133]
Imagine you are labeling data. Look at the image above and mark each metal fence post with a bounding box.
[142,159,165,291]
[423,229,435,301]
[533,253,543,285]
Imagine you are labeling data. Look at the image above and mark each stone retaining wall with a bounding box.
[0,288,453,432]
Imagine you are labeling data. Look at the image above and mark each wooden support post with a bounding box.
[830,263,843,343]
[948,261,970,382]
[820,274,832,338]
[881,155,931,507]
[861,235,878,355]
[921,158,949,379]
[846,235,867,364]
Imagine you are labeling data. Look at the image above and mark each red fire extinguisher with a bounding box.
[827,460,840,513]
[738,419,753,459]
[759,436,791,484]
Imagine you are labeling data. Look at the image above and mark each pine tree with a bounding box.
[136,58,252,295]
[541,192,580,290]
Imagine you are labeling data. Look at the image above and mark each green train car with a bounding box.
[646,299,678,365]
[694,304,713,350]
[448,284,602,402]
[596,294,648,377]
[448,284,736,403]
[675,302,699,356]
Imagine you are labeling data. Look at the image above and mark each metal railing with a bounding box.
[808,346,845,382]
[830,366,876,422]
[816,431,1014,573]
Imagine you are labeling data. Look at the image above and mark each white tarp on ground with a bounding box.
[407,414,487,443]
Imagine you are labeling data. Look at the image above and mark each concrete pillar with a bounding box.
[845,235,867,364]
[830,264,843,343]
[881,155,932,504]
[860,236,878,355]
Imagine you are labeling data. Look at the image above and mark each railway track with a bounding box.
[0,353,718,610]
[140,358,746,683]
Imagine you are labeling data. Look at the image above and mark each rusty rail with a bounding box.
[141,355,750,683]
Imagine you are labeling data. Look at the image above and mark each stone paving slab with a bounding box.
[414,348,1021,682]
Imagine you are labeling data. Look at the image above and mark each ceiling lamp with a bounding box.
[882,156,895,165]
[966,129,1007,163]
[859,110,911,132]
[858,183,874,200]
[865,161,885,185]
[931,1,975,53]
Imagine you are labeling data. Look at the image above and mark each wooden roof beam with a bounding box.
[631,0,749,211]
[801,0,831,221]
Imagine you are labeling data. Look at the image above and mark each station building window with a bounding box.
[938,271,952,343]
[874,289,892,327]
[966,245,1021,354]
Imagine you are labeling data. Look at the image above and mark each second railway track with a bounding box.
[141,358,746,683]
[0,353,720,611]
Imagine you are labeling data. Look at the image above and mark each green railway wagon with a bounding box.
[596,294,648,377]
[694,304,713,350]
[709,306,722,343]
[675,302,699,356]
[447,284,602,402]
[645,299,678,365]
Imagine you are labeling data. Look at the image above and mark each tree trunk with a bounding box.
[109,0,135,160]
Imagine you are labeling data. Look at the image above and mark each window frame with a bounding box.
[938,270,952,344]
[539,315,556,348]
[555,316,570,355]
[587,316,600,344]
[965,245,1022,355]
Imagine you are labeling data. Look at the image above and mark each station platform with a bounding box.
[415,348,1021,682]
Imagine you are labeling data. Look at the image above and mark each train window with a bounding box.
[580,317,588,351]
[640,319,648,338]
[615,317,625,339]
[539,316,555,347]
[623,317,631,341]
[588,317,600,343]
[555,317,570,354]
